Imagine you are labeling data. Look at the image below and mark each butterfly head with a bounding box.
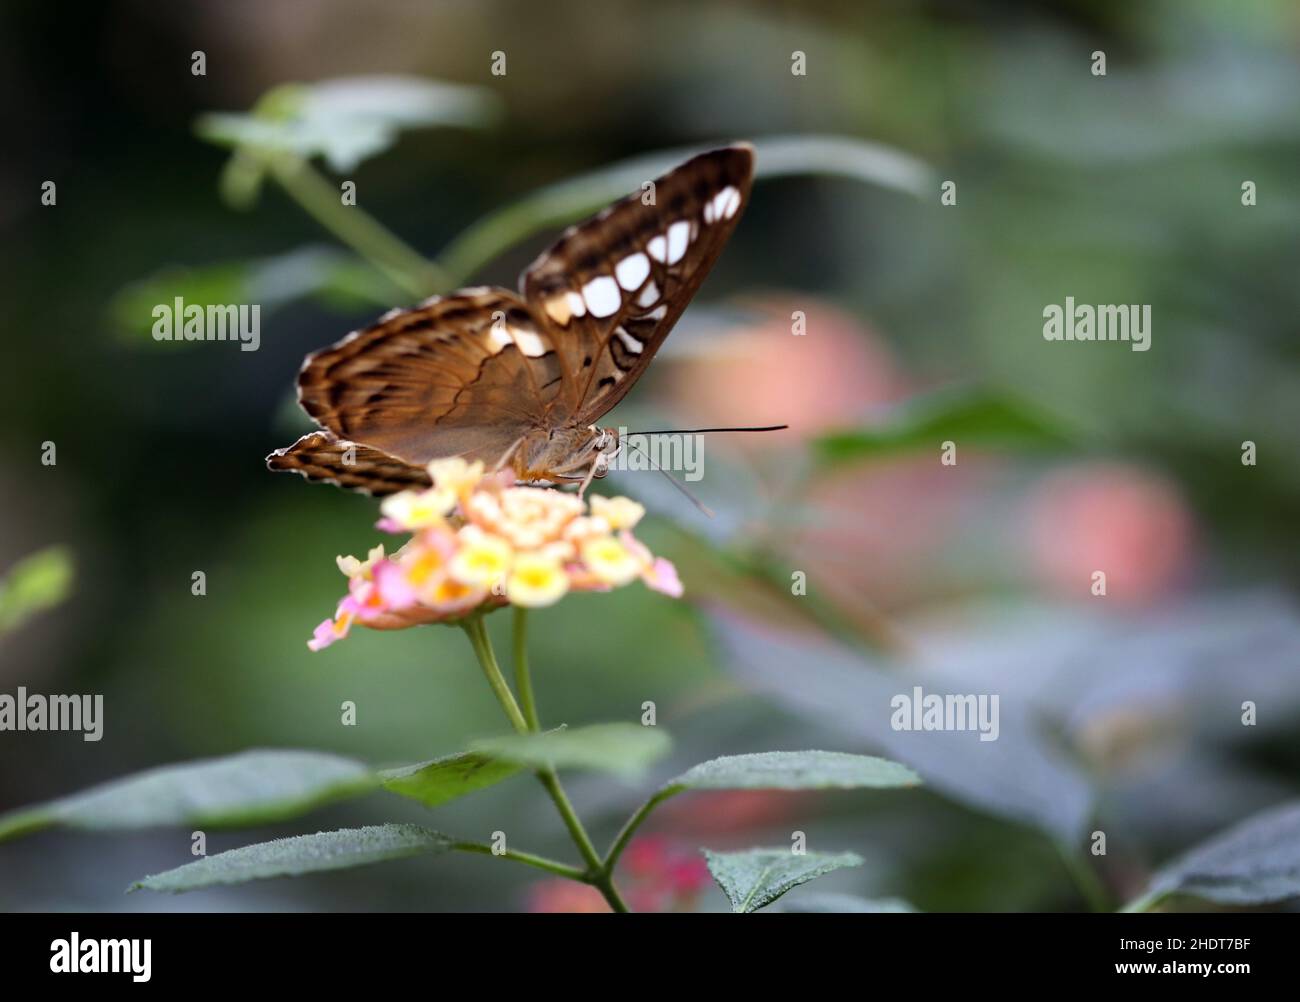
[590,426,621,476]
[570,424,622,482]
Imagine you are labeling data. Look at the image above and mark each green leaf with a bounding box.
[195,76,501,174]
[0,546,74,636]
[703,848,865,913]
[472,723,671,778]
[608,752,917,872]
[772,893,918,913]
[109,246,401,344]
[436,134,936,286]
[1144,800,1300,906]
[813,387,1075,467]
[131,824,451,893]
[665,751,920,795]
[710,611,1095,843]
[0,750,376,842]
[380,750,524,809]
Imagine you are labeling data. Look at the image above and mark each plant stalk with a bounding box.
[266,154,450,299]
[461,613,631,913]
[512,607,541,732]
[452,841,587,881]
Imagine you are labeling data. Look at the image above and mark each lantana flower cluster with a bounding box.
[309,458,682,651]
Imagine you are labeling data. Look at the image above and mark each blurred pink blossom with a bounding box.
[526,836,711,913]
[1025,462,1196,604]
[663,295,905,446]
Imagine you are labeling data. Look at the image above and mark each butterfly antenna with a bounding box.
[625,424,789,436]
[621,438,715,518]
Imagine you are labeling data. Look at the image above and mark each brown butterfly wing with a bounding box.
[521,144,754,424]
[266,431,432,496]
[296,288,564,467]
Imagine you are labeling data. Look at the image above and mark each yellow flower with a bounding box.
[500,488,585,548]
[425,575,485,614]
[449,527,514,588]
[581,535,643,586]
[400,547,445,589]
[464,485,584,548]
[537,539,576,563]
[428,457,485,499]
[463,490,505,533]
[309,479,683,650]
[381,487,456,530]
[562,515,612,544]
[505,552,571,608]
[590,495,645,531]
[336,544,385,578]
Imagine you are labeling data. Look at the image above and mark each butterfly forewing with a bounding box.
[296,288,562,467]
[522,144,754,424]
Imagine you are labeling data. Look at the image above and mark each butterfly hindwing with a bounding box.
[296,288,562,467]
[521,144,754,424]
[266,431,432,496]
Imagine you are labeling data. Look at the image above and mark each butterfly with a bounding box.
[267,144,754,496]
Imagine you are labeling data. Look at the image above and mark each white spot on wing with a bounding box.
[647,234,667,263]
[582,275,622,318]
[566,290,587,317]
[510,328,548,357]
[486,326,513,352]
[710,186,739,223]
[615,252,650,291]
[544,296,572,326]
[614,327,643,354]
[666,220,690,264]
[637,281,659,308]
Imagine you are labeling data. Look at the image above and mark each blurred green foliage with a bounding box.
[0,547,74,638]
[2,0,1299,913]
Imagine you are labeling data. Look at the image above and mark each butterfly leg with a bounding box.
[577,454,610,498]
[493,435,527,475]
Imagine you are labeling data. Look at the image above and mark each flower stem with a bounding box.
[265,153,450,299]
[512,607,541,732]
[459,614,631,913]
[461,616,528,734]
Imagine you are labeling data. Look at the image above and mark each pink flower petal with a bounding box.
[308,617,340,651]
[643,557,683,598]
[373,559,418,610]
[667,856,712,893]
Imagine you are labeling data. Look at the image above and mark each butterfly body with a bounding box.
[268,144,754,495]
[512,425,619,484]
